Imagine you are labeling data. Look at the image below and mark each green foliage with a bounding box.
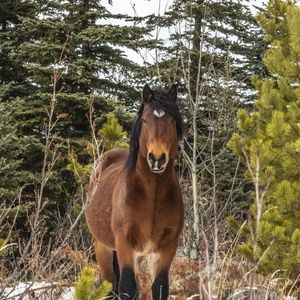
[99,113,128,150]
[75,267,112,300]
[239,242,254,260]
[226,216,250,237]
[0,0,36,102]
[229,1,300,279]
[0,101,40,201]
[67,154,93,185]
[67,112,128,184]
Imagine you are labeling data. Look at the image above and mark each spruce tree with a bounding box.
[0,102,39,202]
[0,0,36,101]
[6,0,153,214]
[0,101,41,246]
[154,0,266,100]
[229,0,300,279]
[99,112,128,150]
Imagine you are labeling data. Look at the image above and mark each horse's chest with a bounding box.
[119,179,182,253]
[125,220,177,254]
[134,200,172,236]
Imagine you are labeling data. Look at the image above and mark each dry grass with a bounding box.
[135,254,299,300]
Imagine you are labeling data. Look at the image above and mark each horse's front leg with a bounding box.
[151,241,177,300]
[115,233,138,299]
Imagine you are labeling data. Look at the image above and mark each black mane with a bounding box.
[125,86,184,173]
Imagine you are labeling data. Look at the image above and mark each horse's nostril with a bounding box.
[158,153,166,164]
[148,152,155,163]
[147,152,167,172]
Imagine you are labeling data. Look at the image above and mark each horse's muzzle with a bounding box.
[147,152,167,173]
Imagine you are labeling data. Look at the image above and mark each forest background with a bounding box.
[0,0,300,299]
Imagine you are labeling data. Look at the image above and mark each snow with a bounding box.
[2,282,74,300]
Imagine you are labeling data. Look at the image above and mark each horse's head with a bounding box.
[139,84,183,174]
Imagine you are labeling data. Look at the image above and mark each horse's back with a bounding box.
[85,148,128,249]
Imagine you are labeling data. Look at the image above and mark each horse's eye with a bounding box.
[142,117,146,123]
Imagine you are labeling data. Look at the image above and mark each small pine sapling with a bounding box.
[75,266,112,300]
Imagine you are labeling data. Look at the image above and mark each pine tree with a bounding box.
[13,0,145,137]
[229,0,300,279]
[153,0,266,100]
[9,0,153,201]
[0,101,40,201]
[75,267,112,300]
[99,112,128,150]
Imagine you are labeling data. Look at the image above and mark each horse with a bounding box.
[85,84,184,300]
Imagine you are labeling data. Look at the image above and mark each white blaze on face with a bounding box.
[153,109,165,118]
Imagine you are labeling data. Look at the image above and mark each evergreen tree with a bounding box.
[99,112,128,150]
[10,0,154,198]
[3,0,153,213]
[0,101,41,246]
[13,0,150,138]
[229,0,300,279]
[67,112,128,184]
[153,0,266,100]
[75,267,112,300]
[0,102,39,202]
[0,0,36,101]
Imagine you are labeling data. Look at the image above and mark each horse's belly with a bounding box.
[86,192,114,248]
[85,156,125,249]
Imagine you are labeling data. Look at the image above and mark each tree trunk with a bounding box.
[189,0,203,260]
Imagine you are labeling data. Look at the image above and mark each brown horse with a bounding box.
[85,84,184,299]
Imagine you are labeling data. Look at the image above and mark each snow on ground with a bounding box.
[2,282,74,300]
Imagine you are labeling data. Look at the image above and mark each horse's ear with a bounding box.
[143,84,152,103]
[169,84,177,102]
